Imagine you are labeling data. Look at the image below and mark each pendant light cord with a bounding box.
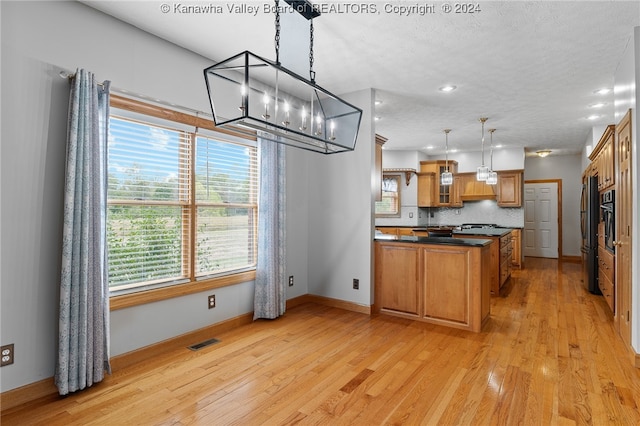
[444,129,451,172]
[479,117,488,166]
[489,129,495,170]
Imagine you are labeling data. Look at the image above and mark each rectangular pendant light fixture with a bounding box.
[203,1,362,154]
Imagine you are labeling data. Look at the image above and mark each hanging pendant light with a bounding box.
[486,128,498,185]
[203,0,362,154]
[441,129,453,186]
[476,117,489,181]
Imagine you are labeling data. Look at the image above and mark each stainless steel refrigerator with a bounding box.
[580,175,600,294]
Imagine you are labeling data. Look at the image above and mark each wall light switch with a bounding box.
[409,212,413,218]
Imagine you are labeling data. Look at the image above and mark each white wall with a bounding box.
[307,89,375,306]
[581,125,608,172]
[0,1,312,392]
[438,147,525,173]
[524,154,583,257]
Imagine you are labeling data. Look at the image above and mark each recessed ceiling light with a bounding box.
[425,145,434,150]
[439,85,457,92]
[594,88,611,95]
[587,115,601,120]
[495,144,503,148]
[450,149,458,153]
[374,116,381,121]
[375,100,382,105]
[589,102,606,108]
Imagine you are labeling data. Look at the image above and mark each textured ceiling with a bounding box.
[82,1,639,156]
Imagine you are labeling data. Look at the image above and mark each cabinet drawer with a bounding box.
[500,245,511,263]
[598,271,614,313]
[598,247,614,283]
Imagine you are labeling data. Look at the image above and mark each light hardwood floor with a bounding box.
[3,257,640,425]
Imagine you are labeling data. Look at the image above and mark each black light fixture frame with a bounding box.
[203,0,362,154]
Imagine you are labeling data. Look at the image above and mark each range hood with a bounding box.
[460,179,497,201]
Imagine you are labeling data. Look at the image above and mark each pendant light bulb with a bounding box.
[441,129,453,186]
[477,118,489,181]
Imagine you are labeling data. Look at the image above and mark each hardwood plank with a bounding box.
[3,258,640,425]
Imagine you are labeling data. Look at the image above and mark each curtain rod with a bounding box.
[58,69,211,119]
[59,70,106,88]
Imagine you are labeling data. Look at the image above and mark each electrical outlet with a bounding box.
[1,344,14,367]
[208,294,216,309]
[353,279,359,290]
[288,275,294,287]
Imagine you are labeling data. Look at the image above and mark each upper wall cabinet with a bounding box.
[589,125,615,191]
[418,160,458,207]
[496,170,523,207]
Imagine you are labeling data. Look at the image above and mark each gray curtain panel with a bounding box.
[253,139,286,320]
[55,69,111,395]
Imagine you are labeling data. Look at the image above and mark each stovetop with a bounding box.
[459,223,500,229]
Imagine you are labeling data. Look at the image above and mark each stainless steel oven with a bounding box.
[600,190,615,253]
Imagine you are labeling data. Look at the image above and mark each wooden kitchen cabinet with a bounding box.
[496,170,523,207]
[589,125,615,191]
[511,229,522,269]
[499,233,513,287]
[454,231,512,295]
[450,174,467,207]
[423,249,470,324]
[417,173,436,207]
[598,246,615,314]
[377,244,421,316]
[375,240,491,332]
[418,160,458,207]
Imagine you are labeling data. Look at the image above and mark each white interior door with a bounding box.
[523,182,559,258]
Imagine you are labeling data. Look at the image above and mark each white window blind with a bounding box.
[194,136,258,278]
[107,111,258,293]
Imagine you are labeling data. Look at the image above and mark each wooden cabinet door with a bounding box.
[497,172,522,207]
[417,173,435,207]
[604,135,615,188]
[616,111,632,346]
[376,244,421,316]
[450,174,465,207]
[511,229,522,268]
[423,248,468,324]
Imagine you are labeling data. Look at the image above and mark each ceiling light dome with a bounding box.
[439,85,457,92]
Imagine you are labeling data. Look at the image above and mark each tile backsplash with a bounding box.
[376,200,524,228]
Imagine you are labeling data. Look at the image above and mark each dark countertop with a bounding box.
[452,228,512,237]
[375,235,493,247]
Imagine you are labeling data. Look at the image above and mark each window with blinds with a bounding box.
[107,109,258,293]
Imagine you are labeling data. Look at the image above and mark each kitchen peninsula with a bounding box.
[452,227,513,295]
[374,235,492,332]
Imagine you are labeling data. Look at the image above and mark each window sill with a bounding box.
[109,270,256,311]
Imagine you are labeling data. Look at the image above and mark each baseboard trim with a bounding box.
[561,255,581,263]
[110,311,254,371]
[1,312,254,412]
[0,377,58,412]
[299,294,371,315]
[2,295,371,412]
